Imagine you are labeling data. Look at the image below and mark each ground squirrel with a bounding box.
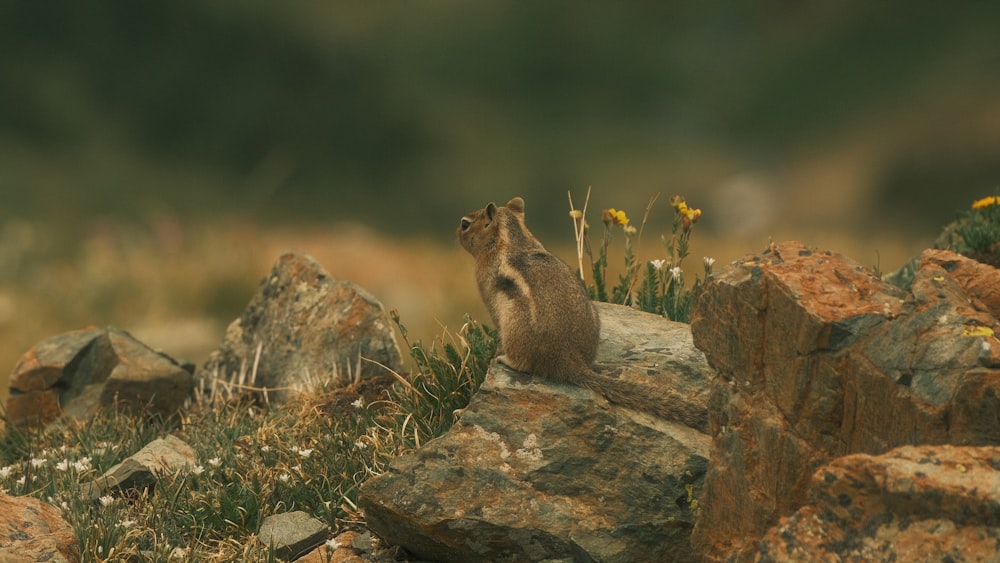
[457,197,708,432]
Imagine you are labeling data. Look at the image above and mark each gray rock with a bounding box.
[258,510,329,561]
[0,493,79,562]
[689,242,1000,561]
[198,251,403,404]
[81,434,195,500]
[360,303,711,562]
[6,326,194,428]
[5,326,104,427]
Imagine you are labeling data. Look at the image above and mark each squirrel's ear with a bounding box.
[506,197,525,214]
[485,202,497,221]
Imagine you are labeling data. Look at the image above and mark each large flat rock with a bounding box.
[360,303,711,562]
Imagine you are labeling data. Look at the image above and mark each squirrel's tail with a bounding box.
[581,372,709,433]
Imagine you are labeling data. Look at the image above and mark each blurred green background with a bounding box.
[1,1,999,383]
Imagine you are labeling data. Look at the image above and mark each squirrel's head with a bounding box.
[457,197,526,256]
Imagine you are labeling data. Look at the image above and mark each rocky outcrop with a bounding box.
[0,493,79,562]
[360,303,711,562]
[690,242,1000,561]
[198,251,403,404]
[6,326,194,428]
[758,444,1000,562]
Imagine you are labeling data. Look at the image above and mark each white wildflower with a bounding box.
[0,466,14,478]
[351,398,364,409]
[704,256,716,268]
[99,495,115,507]
[278,473,291,483]
[355,440,368,450]
[260,445,271,453]
[190,465,205,476]
[669,266,682,280]
[325,538,341,550]
[30,458,47,468]
[55,460,72,472]
[73,457,92,472]
[650,259,666,270]
[295,448,314,458]
[207,457,222,468]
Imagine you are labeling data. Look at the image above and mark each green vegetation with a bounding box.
[888,195,1000,288]
[0,320,496,561]
[953,196,1000,257]
[570,191,712,322]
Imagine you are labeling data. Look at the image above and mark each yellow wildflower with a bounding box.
[569,209,583,220]
[603,208,629,226]
[972,196,999,209]
[671,196,702,222]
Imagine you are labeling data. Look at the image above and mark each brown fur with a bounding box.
[458,197,707,431]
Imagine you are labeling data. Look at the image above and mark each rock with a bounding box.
[360,303,711,563]
[758,444,1000,562]
[258,510,329,561]
[0,493,80,562]
[6,327,194,428]
[295,531,369,563]
[921,248,1000,319]
[81,435,195,500]
[689,241,1000,561]
[198,251,403,404]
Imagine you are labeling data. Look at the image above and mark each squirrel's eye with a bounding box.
[460,218,471,231]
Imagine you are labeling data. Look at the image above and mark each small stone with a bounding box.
[258,510,328,561]
[81,435,195,500]
[349,530,371,551]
